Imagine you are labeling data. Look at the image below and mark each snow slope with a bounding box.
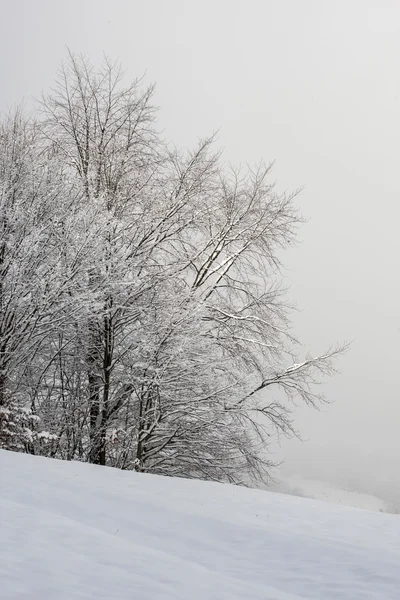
[269,475,393,513]
[1,450,399,599]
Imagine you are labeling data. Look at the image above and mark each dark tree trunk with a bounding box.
[87,317,102,464]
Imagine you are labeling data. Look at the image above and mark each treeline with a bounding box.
[0,54,341,484]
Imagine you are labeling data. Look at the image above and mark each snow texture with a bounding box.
[1,450,399,599]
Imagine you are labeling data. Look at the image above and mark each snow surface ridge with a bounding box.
[1,450,400,599]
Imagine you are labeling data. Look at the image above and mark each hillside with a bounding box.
[1,450,399,599]
[269,474,395,513]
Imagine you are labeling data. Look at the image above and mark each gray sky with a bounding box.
[1,0,399,501]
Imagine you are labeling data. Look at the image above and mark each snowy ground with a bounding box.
[1,450,399,599]
[269,475,395,513]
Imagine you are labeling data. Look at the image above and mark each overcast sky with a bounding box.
[1,0,399,502]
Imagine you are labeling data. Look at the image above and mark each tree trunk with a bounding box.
[87,316,102,464]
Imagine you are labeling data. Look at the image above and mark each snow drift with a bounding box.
[1,450,399,599]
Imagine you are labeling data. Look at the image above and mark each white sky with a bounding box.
[1,0,399,501]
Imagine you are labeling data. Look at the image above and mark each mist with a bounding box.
[1,0,399,505]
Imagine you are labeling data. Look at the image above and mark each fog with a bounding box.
[1,0,399,504]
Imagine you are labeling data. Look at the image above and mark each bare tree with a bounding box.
[1,54,344,485]
[39,53,173,464]
[106,151,343,482]
[0,109,92,451]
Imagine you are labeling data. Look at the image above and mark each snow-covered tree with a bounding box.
[0,109,92,451]
[0,54,344,484]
